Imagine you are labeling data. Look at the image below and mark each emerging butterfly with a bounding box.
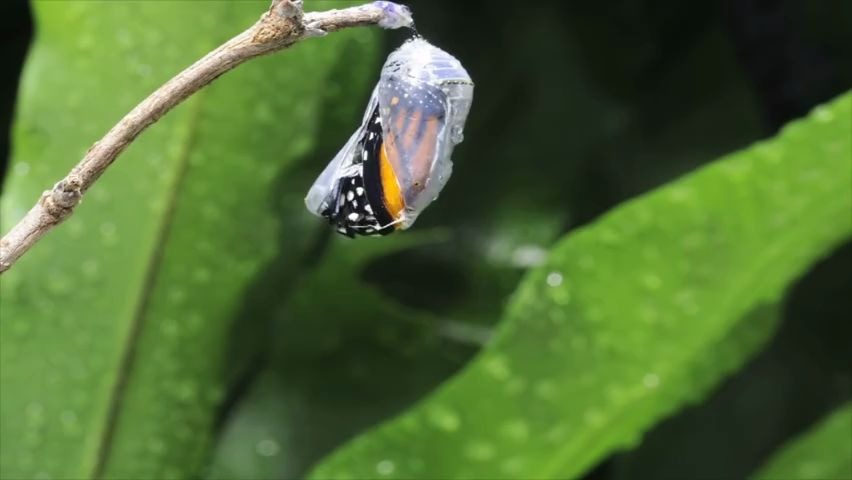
[305,37,474,237]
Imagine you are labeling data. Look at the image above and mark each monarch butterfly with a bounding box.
[305,37,474,237]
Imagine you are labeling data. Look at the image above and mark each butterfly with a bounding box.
[305,37,474,237]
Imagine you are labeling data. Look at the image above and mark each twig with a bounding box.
[0,0,412,274]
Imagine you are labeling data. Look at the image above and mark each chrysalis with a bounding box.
[305,37,474,237]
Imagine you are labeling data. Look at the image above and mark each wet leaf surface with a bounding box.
[0,1,378,478]
[311,94,852,479]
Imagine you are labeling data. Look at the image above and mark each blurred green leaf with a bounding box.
[311,93,852,479]
[754,403,852,480]
[207,230,484,479]
[0,1,377,478]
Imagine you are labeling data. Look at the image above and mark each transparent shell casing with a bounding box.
[304,94,378,216]
[377,38,474,227]
[305,37,474,231]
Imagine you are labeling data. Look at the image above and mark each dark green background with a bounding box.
[1,0,849,478]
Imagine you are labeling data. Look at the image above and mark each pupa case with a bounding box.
[305,38,474,237]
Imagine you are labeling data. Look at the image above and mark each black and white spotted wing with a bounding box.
[308,104,396,237]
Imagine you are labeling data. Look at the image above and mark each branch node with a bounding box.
[254,13,303,45]
[54,176,83,206]
[270,0,303,20]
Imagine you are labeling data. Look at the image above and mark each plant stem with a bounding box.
[0,0,412,274]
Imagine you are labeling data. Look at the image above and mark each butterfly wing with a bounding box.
[376,38,474,228]
[378,78,446,204]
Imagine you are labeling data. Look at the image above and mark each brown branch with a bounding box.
[0,0,412,274]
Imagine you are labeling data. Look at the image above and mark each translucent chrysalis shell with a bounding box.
[305,37,474,237]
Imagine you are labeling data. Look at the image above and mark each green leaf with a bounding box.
[310,93,852,479]
[207,229,484,479]
[754,403,852,480]
[0,1,378,478]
